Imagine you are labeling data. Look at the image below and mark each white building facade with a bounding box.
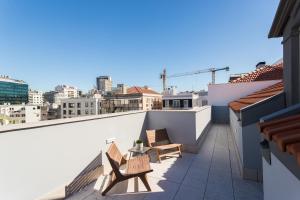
[162,91,201,110]
[55,85,79,98]
[61,97,102,118]
[28,90,43,105]
[0,104,41,126]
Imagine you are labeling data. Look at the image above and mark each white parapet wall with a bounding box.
[0,108,212,200]
[208,80,281,106]
[147,106,212,152]
[263,153,300,200]
[0,111,147,200]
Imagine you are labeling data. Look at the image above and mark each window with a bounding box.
[174,100,180,108]
[184,100,189,108]
[69,103,75,108]
[85,102,89,107]
[90,109,94,114]
[165,100,169,107]
[77,110,81,115]
[21,120,25,123]
[77,103,81,108]
[68,110,72,115]
[91,102,94,107]
[63,103,66,108]
[63,110,66,115]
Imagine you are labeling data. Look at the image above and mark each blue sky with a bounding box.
[0,0,282,93]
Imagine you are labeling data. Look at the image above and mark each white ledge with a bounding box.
[0,110,146,133]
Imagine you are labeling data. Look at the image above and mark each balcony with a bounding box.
[0,106,262,200]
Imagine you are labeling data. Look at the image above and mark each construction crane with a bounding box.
[160,66,229,91]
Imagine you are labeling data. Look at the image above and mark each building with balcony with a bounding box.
[0,104,41,125]
[55,85,80,99]
[61,96,102,118]
[28,89,43,105]
[0,76,28,105]
[101,86,162,113]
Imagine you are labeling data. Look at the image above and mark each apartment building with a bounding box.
[0,76,28,105]
[96,76,112,94]
[101,86,162,113]
[163,92,200,110]
[61,96,102,118]
[0,104,41,125]
[162,87,207,110]
[55,85,80,98]
[28,89,43,105]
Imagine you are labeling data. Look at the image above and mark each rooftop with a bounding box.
[66,124,263,200]
[127,86,161,95]
[229,81,284,112]
[230,62,283,83]
[0,75,27,84]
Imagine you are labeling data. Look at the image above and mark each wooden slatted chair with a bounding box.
[102,142,153,196]
[146,128,182,162]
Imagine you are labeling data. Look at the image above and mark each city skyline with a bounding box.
[0,0,281,92]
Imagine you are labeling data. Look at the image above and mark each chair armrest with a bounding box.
[123,153,129,160]
[120,153,129,165]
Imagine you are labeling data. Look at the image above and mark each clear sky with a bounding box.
[0,0,282,93]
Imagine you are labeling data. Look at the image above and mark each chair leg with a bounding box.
[156,149,161,163]
[102,179,119,196]
[178,146,182,158]
[139,174,151,191]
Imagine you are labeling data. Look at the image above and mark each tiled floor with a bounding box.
[67,124,263,200]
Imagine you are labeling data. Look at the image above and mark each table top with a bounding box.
[128,146,151,154]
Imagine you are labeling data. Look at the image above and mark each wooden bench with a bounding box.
[102,142,153,195]
[146,128,182,162]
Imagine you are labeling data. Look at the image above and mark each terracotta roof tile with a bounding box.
[230,62,283,83]
[259,113,300,166]
[127,86,160,95]
[229,81,284,112]
[287,143,300,155]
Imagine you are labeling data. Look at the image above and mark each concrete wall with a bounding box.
[195,106,211,140]
[229,109,265,181]
[208,80,281,106]
[229,109,243,166]
[0,108,212,200]
[147,106,212,152]
[241,123,263,180]
[263,153,300,200]
[0,111,147,200]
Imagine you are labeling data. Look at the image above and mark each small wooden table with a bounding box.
[128,146,151,157]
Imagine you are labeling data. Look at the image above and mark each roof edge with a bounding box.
[240,91,284,112]
[269,0,297,38]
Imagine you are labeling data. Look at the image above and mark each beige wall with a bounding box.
[142,94,162,110]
